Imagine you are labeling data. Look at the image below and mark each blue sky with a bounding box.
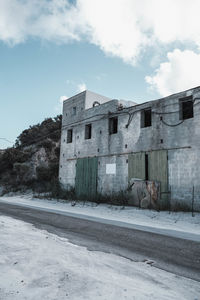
[1,0,200,148]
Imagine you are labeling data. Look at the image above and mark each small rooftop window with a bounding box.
[85,124,92,139]
[141,108,152,128]
[179,96,193,120]
[72,106,77,116]
[109,117,118,134]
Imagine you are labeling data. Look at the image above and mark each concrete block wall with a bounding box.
[59,86,200,210]
[168,147,200,211]
[97,155,128,195]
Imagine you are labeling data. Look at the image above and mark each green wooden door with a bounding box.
[148,150,168,204]
[128,150,168,207]
[75,157,98,199]
[128,152,146,181]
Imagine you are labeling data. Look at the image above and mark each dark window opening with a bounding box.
[145,154,149,181]
[141,108,152,128]
[67,129,73,143]
[179,96,193,120]
[72,106,76,116]
[85,124,92,139]
[109,117,118,134]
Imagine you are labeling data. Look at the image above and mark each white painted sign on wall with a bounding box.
[106,163,116,174]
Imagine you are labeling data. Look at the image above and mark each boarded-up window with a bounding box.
[67,129,73,143]
[85,124,92,139]
[141,108,152,127]
[179,96,193,120]
[109,117,118,134]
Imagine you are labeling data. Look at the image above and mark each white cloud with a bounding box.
[141,0,200,47]
[1,0,200,63]
[0,0,80,45]
[77,83,87,92]
[59,95,68,103]
[145,49,200,96]
[77,0,148,65]
[55,95,68,112]
[2,0,200,96]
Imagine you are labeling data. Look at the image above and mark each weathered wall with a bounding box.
[168,147,200,211]
[97,155,128,194]
[59,86,200,209]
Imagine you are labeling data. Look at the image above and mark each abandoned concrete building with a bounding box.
[59,87,200,210]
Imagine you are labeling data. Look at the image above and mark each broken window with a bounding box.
[109,117,118,134]
[141,108,152,128]
[85,124,92,139]
[72,106,76,116]
[67,129,73,143]
[179,96,193,120]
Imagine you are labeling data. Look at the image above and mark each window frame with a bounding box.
[72,106,77,116]
[109,117,118,135]
[85,123,92,140]
[179,96,193,120]
[141,108,152,128]
[67,129,73,143]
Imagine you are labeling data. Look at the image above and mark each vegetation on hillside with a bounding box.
[15,115,62,147]
[0,115,62,194]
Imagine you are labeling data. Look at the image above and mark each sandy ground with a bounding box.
[0,215,200,300]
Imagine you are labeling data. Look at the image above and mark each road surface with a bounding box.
[0,201,199,282]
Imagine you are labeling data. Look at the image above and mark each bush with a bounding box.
[37,139,53,150]
[36,162,59,182]
[54,147,60,158]
[36,166,51,181]
[15,115,62,147]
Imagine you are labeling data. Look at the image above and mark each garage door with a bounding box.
[128,150,168,205]
[148,150,168,203]
[75,157,98,199]
[128,152,146,181]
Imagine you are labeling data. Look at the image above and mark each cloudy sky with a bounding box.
[1,0,200,148]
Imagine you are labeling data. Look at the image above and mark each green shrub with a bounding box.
[37,139,53,150]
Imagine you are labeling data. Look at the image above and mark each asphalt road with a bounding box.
[0,201,199,282]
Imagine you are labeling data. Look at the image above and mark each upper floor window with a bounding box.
[179,96,193,120]
[141,108,152,128]
[85,124,92,139]
[109,117,118,134]
[72,106,77,116]
[67,129,73,143]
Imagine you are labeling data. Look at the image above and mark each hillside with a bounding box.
[0,115,62,195]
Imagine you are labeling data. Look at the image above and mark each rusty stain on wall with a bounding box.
[128,179,160,209]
